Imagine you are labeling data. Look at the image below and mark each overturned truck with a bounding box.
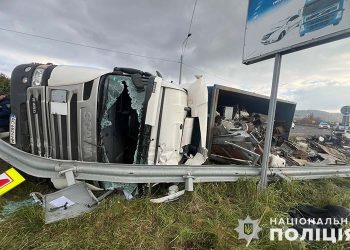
[10,63,210,188]
[11,64,210,164]
[4,63,346,194]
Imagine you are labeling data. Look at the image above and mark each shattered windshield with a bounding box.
[100,74,146,163]
[100,75,126,130]
[100,75,145,130]
[99,74,146,194]
[125,80,146,123]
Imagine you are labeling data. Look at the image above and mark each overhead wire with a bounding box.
[3,0,288,98]
[182,0,198,55]
[0,26,235,84]
[0,27,179,63]
[178,0,235,85]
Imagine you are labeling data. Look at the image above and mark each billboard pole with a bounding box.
[259,53,282,189]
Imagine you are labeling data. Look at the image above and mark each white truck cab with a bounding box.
[10,64,208,171]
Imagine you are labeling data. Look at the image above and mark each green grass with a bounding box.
[2,176,350,249]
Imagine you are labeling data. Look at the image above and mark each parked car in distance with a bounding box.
[319,122,331,129]
[261,14,300,45]
[333,124,349,131]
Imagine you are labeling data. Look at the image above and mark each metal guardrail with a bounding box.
[0,139,350,186]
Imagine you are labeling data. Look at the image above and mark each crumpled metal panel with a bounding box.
[44,182,96,224]
[314,143,347,162]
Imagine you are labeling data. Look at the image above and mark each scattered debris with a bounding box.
[290,158,308,166]
[0,199,36,219]
[150,185,185,204]
[44,182,114,224]
[0,192,43,222]
[210,106,350,167]
[269,154,286,168]
[313,143,346,162]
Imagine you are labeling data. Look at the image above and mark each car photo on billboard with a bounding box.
[300,0,345,36]
[243,0,350,64]
[261,14,301,45]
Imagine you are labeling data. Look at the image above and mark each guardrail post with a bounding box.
[184,173,195,192]
[59,168,77,186]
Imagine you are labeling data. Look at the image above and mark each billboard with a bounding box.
[243,0,350,64]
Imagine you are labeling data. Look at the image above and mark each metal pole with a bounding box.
[179,54,183,85]
[259,53,282,189]
[179,33,191,85]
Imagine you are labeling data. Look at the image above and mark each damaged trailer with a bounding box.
[207,85,296,165]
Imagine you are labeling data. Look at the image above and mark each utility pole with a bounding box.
[179,33,192,85]
[179,54,184,85]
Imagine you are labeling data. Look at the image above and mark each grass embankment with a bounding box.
[2,165,350,249]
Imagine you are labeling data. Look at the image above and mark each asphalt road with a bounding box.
[290,125,332,137]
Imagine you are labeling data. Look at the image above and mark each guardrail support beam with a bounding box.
[184,173,195,192]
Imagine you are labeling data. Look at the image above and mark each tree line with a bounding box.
[0,73,10,96]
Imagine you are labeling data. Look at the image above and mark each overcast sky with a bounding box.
[1,0,350,112]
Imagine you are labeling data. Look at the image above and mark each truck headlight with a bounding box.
[32,67,45,86]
